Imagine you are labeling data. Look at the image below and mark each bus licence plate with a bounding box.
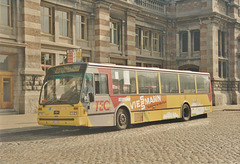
[53,120,59,124]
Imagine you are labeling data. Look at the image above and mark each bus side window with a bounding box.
[196,75,210,93]
[179,74,195,94]
[112,70,136,94]
[138,71,159,94]
[95,74,109,94]
[161,73,179,94]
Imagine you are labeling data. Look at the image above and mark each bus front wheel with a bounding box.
[182,104,191,121]
[116,108,129,130]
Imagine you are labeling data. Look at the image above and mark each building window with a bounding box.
[41,53,55,72]
[218,30,226,58]
[153,32,161,52]
[40,6,53,34]
[218,60,227,78]
[192,30,200,52]
[143,30,150,50]
[0,54,12,71]
[110,21,120,45]
[59,54,66,65]
[136,62,141,67]
[58,10,71,37]
[143,63,152,67]
[136,27,141,49]
[76,14,87,40]
[0,0,11,26]
[180,31,188,53]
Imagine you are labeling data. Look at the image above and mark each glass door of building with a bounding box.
[0,54,13,109]
[0,76,13,109]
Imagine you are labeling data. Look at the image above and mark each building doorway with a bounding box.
[0,54,13,109]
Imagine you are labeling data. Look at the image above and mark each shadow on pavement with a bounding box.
[0,126,118,142]
[0,114,208,143]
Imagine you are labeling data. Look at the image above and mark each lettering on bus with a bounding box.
[96,100,111,111]
[130,95,165,110]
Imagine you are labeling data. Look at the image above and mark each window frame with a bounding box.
[191,30,200,52]
[218,30,226,58]
[0,0,12,27]
[110,21,120,45]
[76,14,87,40]
[218,60,228,79]
[180,31,188,53]
[58,10,71,37]
[40,5,53,34]
[153,32,160,52]
[143,29,150,50]
[135,27,141,49]
[41,53,55,72]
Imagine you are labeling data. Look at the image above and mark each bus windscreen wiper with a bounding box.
[43,99,68,106]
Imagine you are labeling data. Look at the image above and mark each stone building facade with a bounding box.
[0,0,239,114]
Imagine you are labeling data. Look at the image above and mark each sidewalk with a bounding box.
[0,105,239,133]
[212,105,240,111]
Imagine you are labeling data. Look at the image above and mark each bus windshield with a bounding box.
[40,72,84,105]
[39,64,87,105]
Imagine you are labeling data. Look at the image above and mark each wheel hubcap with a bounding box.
[119,113,126,126]
[184,108,189,118]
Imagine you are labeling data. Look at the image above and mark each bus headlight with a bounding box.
[70,112,78,115]
[38,112,45,116]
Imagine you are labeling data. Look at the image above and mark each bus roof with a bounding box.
[52,62,210,75]
[87,62,210,75]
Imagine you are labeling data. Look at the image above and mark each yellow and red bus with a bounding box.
[38,63,212,130]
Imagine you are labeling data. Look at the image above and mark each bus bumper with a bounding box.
[37,116,91,127]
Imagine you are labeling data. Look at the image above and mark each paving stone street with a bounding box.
[0,110,240,163]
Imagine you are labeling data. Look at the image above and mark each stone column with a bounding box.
[227,25,239,104]
[20,0,44,113]
[94,2,110,63]
[165,20,177,69]
[200,21,208,72]
[125,11,136,66]
[176,32,179,57]
[206,20,219,105]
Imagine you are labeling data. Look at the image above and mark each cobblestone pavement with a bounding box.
[1,111,240,164]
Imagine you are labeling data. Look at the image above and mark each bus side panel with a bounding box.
[130,95,182,124]
[191,94,212,116]
[88,114,114,127]
[162,95,182,120]
[84,67,115,127]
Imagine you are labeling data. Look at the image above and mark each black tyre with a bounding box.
[182,104,191,121]
[201,113,208,118]
[116,108,129,130]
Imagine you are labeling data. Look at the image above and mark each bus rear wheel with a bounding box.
[182,104,191,121]
[116,108,129,130]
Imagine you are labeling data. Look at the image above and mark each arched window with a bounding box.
[179,65,199,72]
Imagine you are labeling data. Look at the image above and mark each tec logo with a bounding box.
[95,100,111,111]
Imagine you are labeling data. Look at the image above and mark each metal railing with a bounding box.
[134,0,166,13]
